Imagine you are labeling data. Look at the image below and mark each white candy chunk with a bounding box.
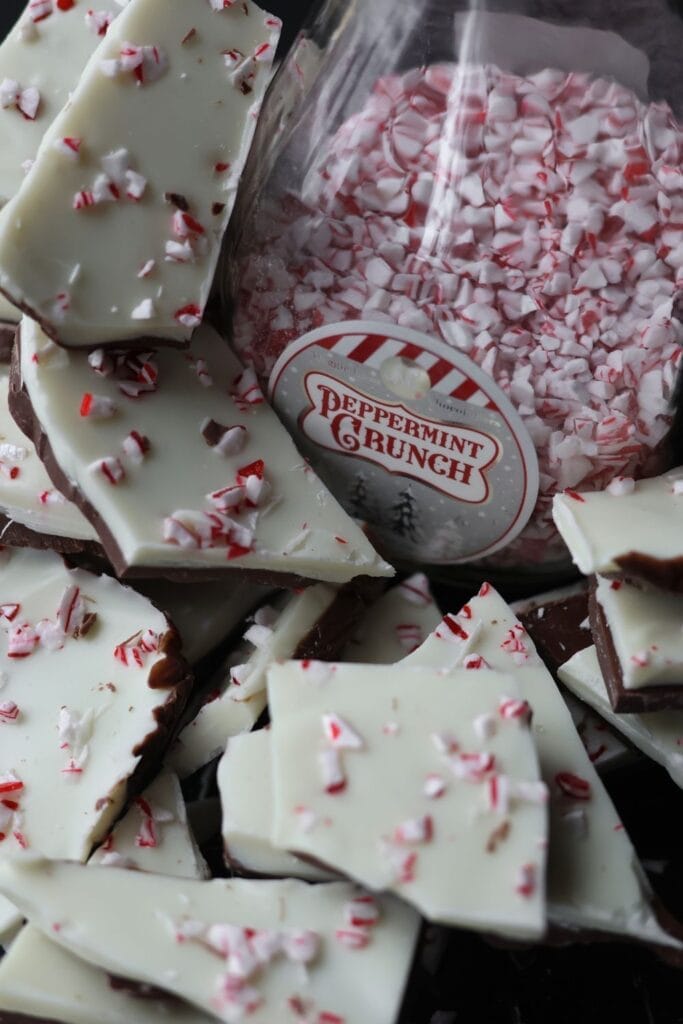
[0,926,214,1024]
[559,646,683,791]
[344,573,441,662]
[0,547,188,861]
[269,662,547,940]
[0,369,99,543]
[0,861,420,1024]
[18,317,393,582]
[407,585,680,949]
[552,471,683,576]
[0,0,280,348]
[138,578,270,668]
[166,585,339,778]
[90,772,207,880]
[218,730,335,881]
[595,574,683,691]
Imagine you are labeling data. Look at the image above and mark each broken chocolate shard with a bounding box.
[589,580,683,713]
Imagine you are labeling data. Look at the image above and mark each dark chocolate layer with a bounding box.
[0,322,17,365]
[589,582,683,713]
[0,512,104,559]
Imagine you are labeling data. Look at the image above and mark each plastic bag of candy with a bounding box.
[224,0,683,577]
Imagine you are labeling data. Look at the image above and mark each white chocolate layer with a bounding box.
[552,471,683,576]
[0,546,186,861]
[0,0,280,348]
[595,574,683,690]
[219,729,334,881]
[344,572,441,662]
[0,861,420,1024]
[269,662,547,940]
[559,646,683,791]
[167,585,338,778]
[0,926,215,1024]
[19,317,393,581]
[408,586,679,947]
[0,369,99,542]
[90,771,207,880]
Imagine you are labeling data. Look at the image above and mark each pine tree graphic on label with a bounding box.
[348,472,371,521]
[391,486,420,543]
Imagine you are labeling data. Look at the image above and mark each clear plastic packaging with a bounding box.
[224,0,683,577]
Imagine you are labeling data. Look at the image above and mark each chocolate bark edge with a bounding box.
[516,584,590,674]
[0,284,189,354]
[589,581,683,713]
[0,512,105,560]
[9,328,381,588]
[613,553,683,594]
[0,321,17,365]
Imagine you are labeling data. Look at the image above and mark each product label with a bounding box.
[270,321,539,564]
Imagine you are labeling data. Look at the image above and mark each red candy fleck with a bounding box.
[515,862,537,898]
[555,771,592,801]
[0,604,20,622]
[564,489,586,502]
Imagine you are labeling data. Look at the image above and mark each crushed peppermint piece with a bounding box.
[555,771,592,801]
[322,713,363,750]
[318,747,346,794]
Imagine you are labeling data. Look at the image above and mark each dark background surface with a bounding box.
[1,1,683,1022]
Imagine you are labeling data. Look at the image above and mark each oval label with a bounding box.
[269,320,539,564]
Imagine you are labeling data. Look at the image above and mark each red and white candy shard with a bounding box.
[0,546,187,862]
[0,0,280,348]
[553,469,683,576]
[234,64,683,565]
[0,860,421,1024]
[89,771,207,880]
[19,318,392,582]
[268,660,547,938]
[405,581,682,950]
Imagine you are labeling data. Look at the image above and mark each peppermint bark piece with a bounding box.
[0,861,420,1024]
[219,730,335,881]
[0,0,280,350]
[167,584,342,778]
[590,575,683,712]
[552,472,683,590]
[0,927,214,1024]
[270,662,547,940]
[90,771,207,879]
[0,368,102,553]
[0,0,125,333]
[0,546,190,861]
[12,318,393,582]
[559,646,683,791]
[513,584,634,771]
[215,576,440,879]
[407,585,679,949]
[344,572,441,662]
